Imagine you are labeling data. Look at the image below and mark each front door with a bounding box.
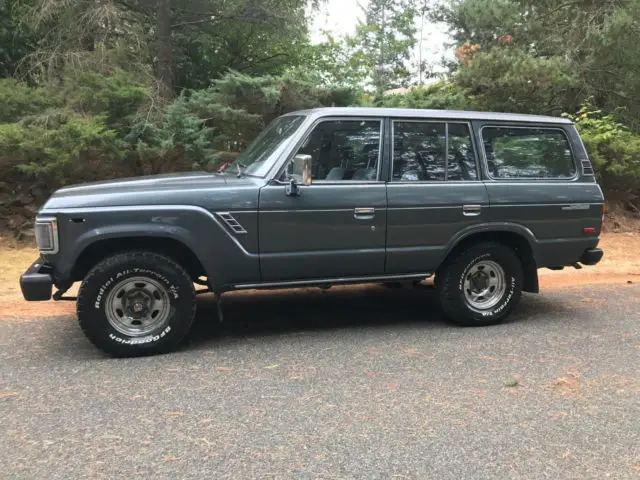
[385,120,490,274]
[259,118,387,282]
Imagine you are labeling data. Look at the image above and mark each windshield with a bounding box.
[230,115,306,177]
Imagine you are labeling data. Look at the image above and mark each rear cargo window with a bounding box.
[481,126,576,179]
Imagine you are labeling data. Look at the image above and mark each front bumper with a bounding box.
[579,247,604,266]
[20,258,54,301]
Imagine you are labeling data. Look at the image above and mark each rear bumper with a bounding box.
[20,258,53,301]
[579,247,604,266]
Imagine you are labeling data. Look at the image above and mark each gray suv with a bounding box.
[20,108,604,356]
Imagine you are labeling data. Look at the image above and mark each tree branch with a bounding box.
[171,17,214,28]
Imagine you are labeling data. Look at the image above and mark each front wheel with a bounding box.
[436,242,523,326]
[77,251,197,357]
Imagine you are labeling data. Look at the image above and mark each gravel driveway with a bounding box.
[2,283,639,479]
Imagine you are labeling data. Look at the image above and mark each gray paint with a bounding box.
[35,107,603,293]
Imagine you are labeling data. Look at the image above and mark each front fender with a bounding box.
[42,205,259,290]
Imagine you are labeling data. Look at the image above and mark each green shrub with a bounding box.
[59,69,152,133]
[564,102,640,192]
[0,79,57,123]
[0,113,119,180]
[367,81,470,110]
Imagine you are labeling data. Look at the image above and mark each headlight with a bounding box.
[35,217,59,254]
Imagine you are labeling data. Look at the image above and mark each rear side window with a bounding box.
[392,122,477,182]
[482,126,576,179]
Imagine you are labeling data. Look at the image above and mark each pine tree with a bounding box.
[353,0,418,94]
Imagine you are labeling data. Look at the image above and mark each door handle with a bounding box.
[463,205,482,216]
[354,207,375,219]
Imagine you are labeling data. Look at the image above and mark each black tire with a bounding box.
[436,242,523,327]
[77,251,197,357]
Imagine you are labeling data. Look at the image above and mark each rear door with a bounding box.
[385,120,490,274]
[258,117,388,281]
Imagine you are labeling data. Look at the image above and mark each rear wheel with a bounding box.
[77,251,196,357]
[437,242,523,326]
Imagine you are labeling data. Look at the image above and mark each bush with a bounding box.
[59,69,151,133]
[564,102,640,192]
[366,81,470,110]
[0,79,57,123]
[0,113,120,180]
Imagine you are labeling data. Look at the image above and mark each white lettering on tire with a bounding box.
[480,276,516,317]
[108,326,172,345]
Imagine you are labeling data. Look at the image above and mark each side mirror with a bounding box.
[285,178,299,197]
[292,154,312,185]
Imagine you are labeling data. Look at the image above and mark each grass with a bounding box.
[0,239,41,300]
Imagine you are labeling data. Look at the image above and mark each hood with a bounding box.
[41,171,261,210]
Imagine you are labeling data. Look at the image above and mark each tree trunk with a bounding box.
[156,0,173,101]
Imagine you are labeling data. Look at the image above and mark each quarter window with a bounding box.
[392,122,477,181]
[292,120,381,181]
[482,127,576,179]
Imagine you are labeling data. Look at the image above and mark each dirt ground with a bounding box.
[1,233,639,319]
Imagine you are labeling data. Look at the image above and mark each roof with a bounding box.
[286,107,572,125]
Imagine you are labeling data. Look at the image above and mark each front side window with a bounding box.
[292,119,382,181]
[482,126,576,179]
[392,122,477,181]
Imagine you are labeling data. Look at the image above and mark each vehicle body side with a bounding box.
[29,107,604,299]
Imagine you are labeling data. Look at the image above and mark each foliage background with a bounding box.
[1,0,639,235]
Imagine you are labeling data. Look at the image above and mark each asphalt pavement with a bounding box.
[1,283,639,479]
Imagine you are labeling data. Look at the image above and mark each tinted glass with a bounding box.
[294,120,381,181]
[482,127,576,179]
[447,123,477,180]
[393,122,446,181]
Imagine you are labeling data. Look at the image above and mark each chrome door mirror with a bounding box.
[292,154,312,185]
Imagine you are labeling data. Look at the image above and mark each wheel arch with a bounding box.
[70,235,208,286]
[440,226,539,293]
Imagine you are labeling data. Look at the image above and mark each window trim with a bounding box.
[390,119,480,184]
[273,116,385,184]
[479,124,579,182]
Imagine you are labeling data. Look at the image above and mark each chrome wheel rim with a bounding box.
[463,260,506,310]
[105,276,171,337]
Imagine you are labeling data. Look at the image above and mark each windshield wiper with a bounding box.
[216,160,247,176]
[236,162,248,178]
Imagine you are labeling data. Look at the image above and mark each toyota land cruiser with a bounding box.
[20,108,605,356]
